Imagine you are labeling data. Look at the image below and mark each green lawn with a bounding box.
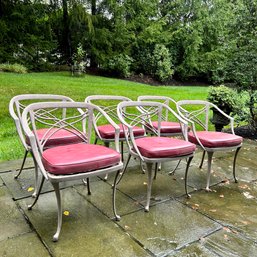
[0,71,208,162]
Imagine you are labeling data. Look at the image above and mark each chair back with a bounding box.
[176,100,235,133]
[9,94,74,150]
[117,101,188,160]
[138,95,177,122]
[21,101,120,179]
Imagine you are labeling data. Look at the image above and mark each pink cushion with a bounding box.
[135,137,196,158]
[98,124,145,139]
[188,131,243,148]
[42,143,121,175]
[26,128,83,147]
[152,121,182,134]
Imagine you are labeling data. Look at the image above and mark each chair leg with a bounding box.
[153,163,158,180]
[206,152,214,191]
[103,142,110,181]
[14,150,29,179]
[184,156,194,198]
[233,146,241,183]
[32,155,39,198]
[140,160,146,174]
[52,182,62,242]
[121,141,124,162]
[199,151,206,169]
[115,154,132,185]
[112,170,121,221]
[28,176,45,210]
[145,163,154,212]
[82,178,91,195]
[169,160,182,175]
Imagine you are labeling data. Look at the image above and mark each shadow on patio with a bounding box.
[0,139,256,257]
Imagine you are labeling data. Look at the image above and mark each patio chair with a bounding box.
[9,94,83,196]
[22,101,123,241]
[138,95,184,137]
[176,100,243,191]
[85,95,145,180]
[138,95,186,175]
[117,101,196,212]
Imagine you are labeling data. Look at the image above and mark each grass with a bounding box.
[0,71,209,162]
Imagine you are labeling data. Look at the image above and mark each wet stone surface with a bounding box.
[119,200,221,256]
[0,139,256,257]
[0,232,50,257]
[0,186,31,241]
[18,188,150,257]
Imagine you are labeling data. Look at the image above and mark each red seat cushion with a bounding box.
[188,131,243,148]
[135,137,196,158]
[42,143,121,175]
[98,124,145,139]
[152,121,182,134]
[26,128,83,147]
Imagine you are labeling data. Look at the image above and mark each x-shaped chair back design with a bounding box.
[85,95,145,162]
[22,101,123,241]
[117,101,196,211]
[9,94,77,196]
[137,95,183,137]
[176,100,243,191]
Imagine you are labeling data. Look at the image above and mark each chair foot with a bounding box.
[144,206,149,212]
[32,191,37,198]
[103,174,108,181]
[186,194,191,199]
[115,215,121,221]
[205,187,212,192]
[52,233,59,242]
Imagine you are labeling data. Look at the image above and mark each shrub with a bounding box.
[207,85,238,113]
[104,54,133,78]
[0,63,27,73]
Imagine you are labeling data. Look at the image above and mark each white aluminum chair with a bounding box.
[85,95,145,179]
[138,95,186,175]
[117,101,196,211]
[176,100,243,191]
[9,94,82,196]
[22,101,123,241]
[138,95,184,137]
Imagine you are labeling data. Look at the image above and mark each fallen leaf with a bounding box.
[143,182,147,185]
[209,209,217,212]
[243,192,254,199]
[27,187,34,192]
[241,220,250,225]
[63,210,70,216]
[219,194,224,198]
[154,222,157,226]
[124,225,131,230]
[223,227,231,233]
[224,234,229,240]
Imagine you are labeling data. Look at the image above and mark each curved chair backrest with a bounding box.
[22,101,121,179]
[117,101,188,160]
[138,95,177,121]
[9,94,74,150]
[85,95,131,123]
[176,100,235,133]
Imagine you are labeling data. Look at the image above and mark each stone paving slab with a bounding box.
[169,228,257,257]
[75,181,143,218]
[0,232,50,257]
[181,183,257,243]
[118,200,221,256]
[0,186,31,242]
[18,187,150,257]
[0,158,34,173]
[1,169,99,200]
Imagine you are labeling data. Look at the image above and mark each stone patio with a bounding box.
[0,139,256,257]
